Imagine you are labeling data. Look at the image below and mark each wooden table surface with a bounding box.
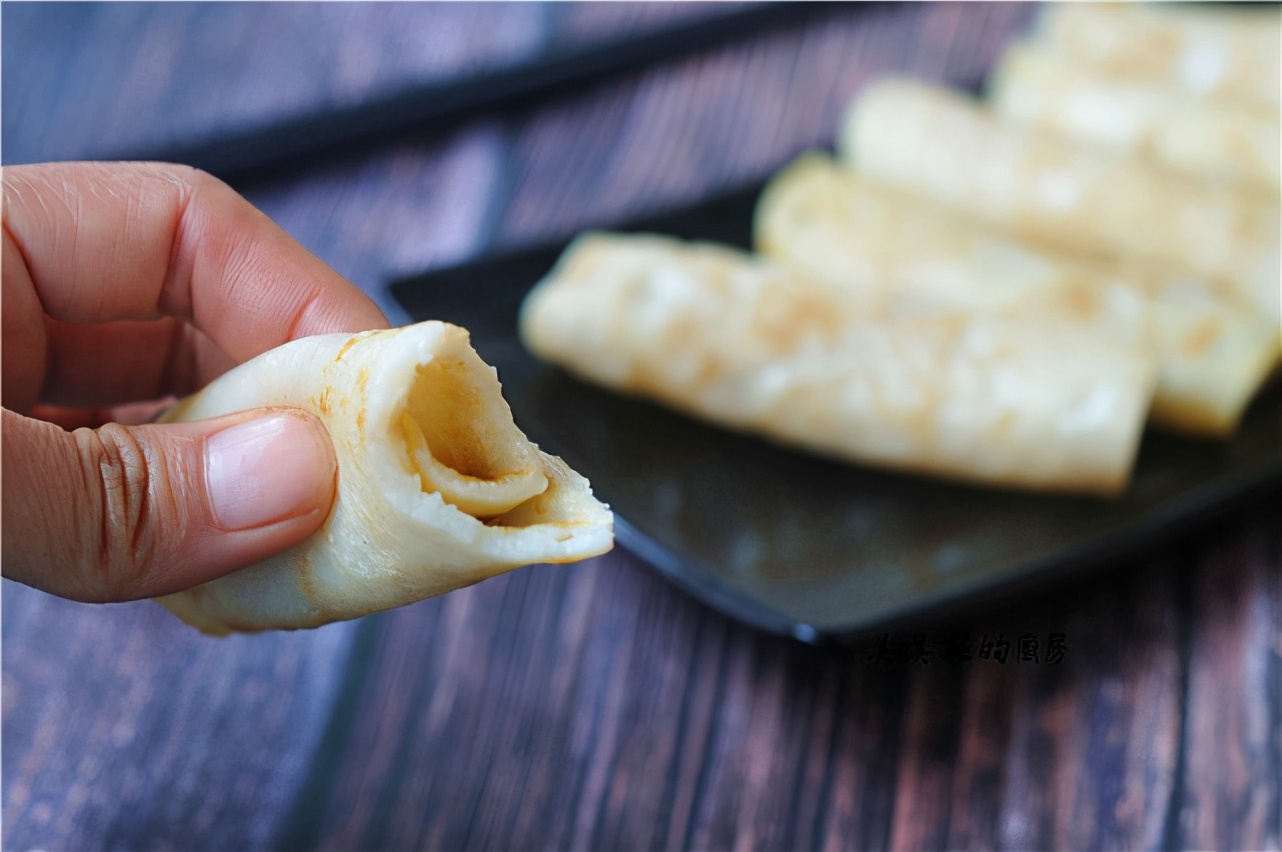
[3,4,1279,850]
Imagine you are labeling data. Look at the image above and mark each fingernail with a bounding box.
[205,412,335,531]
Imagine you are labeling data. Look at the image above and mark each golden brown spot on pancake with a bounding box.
[334,335,361,363]
[318,387,332,416]
[690,357,728,390]
[1181,319,1221,357]
[752,283,848,352]
[356,368,372,445]
[1063,285,1101,320]
[320,465,342,533]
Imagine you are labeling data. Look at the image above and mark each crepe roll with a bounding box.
[756,153,1279,437]
[838,79,1280,323]
[989,42,1281,195]
[520,233,1156,496]
[1034,3,1281,111]
[158,322,613,635]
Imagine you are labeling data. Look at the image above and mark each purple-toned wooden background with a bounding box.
[3,4,1279,850]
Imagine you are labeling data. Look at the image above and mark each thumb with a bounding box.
[2,406,337,603]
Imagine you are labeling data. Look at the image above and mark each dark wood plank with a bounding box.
[499,2,1036,247]
[2,2,543,162]
[281,496,1278,850]
[0,2,788,174]
[993,558,1185,850]
[1,588,357,850]
[1179,503,1282,850]
[238,119,513,325]
[943,656,1019,847]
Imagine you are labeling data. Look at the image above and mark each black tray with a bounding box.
[391,185,1282,643]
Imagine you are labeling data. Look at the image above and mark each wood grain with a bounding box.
[499,2,1035,245]
[2,3,1279,850]
[1,589,356,850]
[1181,514,1282,850]
[0,3,710,161]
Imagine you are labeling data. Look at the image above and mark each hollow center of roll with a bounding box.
[400,357,547,518]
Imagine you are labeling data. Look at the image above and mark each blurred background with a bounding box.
[3,2,1029,321]
[3,3,1277,850]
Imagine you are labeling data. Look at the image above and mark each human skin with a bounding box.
[2,162,389,603]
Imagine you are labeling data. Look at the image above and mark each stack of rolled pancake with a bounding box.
[521,3,1281,497]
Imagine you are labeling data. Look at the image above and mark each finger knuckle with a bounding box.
[74,424,182,600]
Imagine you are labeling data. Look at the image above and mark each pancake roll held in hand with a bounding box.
[158,322,613,635]
[756,153,1279,437]
[520,233,1157,496]
[838,79,1280,323]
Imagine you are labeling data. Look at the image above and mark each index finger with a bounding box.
[2,162,389,364]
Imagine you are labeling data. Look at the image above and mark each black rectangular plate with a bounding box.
[391,185,1282,643]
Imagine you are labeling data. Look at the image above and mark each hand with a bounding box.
[2,162,389,602]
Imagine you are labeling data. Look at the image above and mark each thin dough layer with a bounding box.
[158,322,613,635]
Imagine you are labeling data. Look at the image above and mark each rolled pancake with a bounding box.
[756,153,1279,436]
[838,79,1280,324]
[158,321,613,635]
[1033,3,1281,111]
[520,233,1157,496]
[989,42,1280,195]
